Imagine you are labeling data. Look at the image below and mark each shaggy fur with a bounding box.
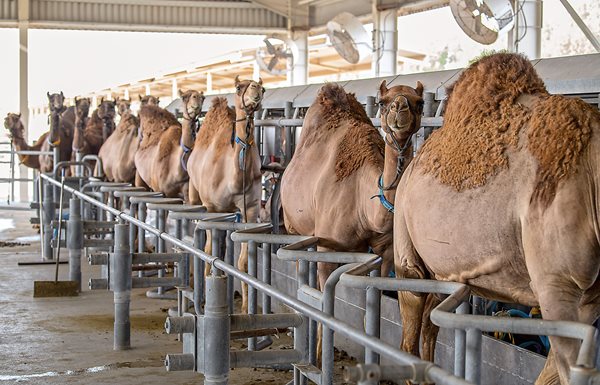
[528,95,598,206]
[138,105,181,154]
[195,97,235,150]
[302,83,383,181]
[419,53,547,190]
[117,113,139,134]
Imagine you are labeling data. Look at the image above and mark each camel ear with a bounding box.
[234,75,241,86]
[415,81,424,97]
[179,89,185,98]
[60,91,64,98]
[115,96,120,103]
[17,112,21,118]
[47,92,51,100]
[139,94,143,101]
[100,97,104,105]
[74,96,78,103]
[379,80,388,97]
[258,78,263,86]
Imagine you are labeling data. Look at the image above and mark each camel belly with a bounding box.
[401,171,537,306]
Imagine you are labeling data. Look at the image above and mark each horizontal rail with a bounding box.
[39,172,468,385]
[253,116,443,128]
[0,150,54,155]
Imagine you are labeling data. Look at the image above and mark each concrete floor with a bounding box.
[0,209,306,384]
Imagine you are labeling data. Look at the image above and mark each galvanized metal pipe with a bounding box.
[365,268,381,365]
[230,349,302,368]
[230,313,303,331]
[203,275,230,385]
[248,240,258,351]
[67,197,83,290]
[465,327,482,384]
[193,226,206,315]
[42,178,54,260]
[455,302,469,378]
[262,242,272,314]
[113,223,131,350]
[226,230,235,314]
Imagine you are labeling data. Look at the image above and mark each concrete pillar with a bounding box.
[516,0,542,59]
[253,62,260,82]
[372,8,398,77]
[206,72,213,93]
[145,84,151,95]
[171,79,178,99]
[124,89,129,100]
[18,0,29,202]
[289,31,308,86]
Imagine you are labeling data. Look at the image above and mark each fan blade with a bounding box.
[268,56,278,71]
[264,38,276,55]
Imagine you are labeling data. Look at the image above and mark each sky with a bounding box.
[0,0,598,136]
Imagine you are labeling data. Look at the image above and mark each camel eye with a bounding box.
[378,101,384,107]
[235,85,241,93]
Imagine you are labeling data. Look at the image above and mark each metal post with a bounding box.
[18,0,29,202]
[365,96,376,118]
[52,146,60,201]
[364,269,380,364]
[113,223,132,350]
[284,101,293,166]
[465,327,482,384]
[295,258,310,385]
[157,208,165,295]
[129,202,136,254]
[67,197,83,290]
[203,274,230,385]
[138,202,146,253]
[226,230,235,314]
[193,226,206,315]
[454,301,469,377]
[262,242,272,314]
[308,261,318,366]
[42,178,54,260]
[516,0,542,59]
[248,240,257,350]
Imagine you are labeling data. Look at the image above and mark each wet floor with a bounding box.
[0,209,362,384]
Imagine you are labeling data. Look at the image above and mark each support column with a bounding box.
[206,72,213,93]
[18,0,29,202]
[372,7,398,77]
[253,62,260,82]
[288,31,308,86]
[516,0,542,59]
[145,84,151,95]
[171,79,178,100]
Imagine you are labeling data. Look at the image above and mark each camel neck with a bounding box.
[9,125,29,150]
[234,108,254,142]
[49,112,61,144]
[381,132,413,206]
[181,115,197,150]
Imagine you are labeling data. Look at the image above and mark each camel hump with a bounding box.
[317,83,351,110]
[210,97,229,110]
[528,95,598,207]
[418,52,550,191]
[139,104,179,126]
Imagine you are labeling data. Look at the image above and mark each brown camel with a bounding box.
[99,98,140,183]
[134,89,204,197]
[72,97,115,158]
[394,53,600,385]
[281,82,423,289]
[187,76,265,313]
[39,92,75,172]
[4,112,48,170]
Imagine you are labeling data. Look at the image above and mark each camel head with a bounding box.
[139,94,160,107]
[97,98,117,121]
[378,80,424,143]
[234,76,265,113]
[74,97,91,121]
[3,113,23,139]
[179,89,205,120]
[115,97,132,117]
[47,91,66,113]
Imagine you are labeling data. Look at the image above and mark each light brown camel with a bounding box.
[394,53,600,385]
[134,89,204,197]
[39,92,75,172]
[139,94,159,107]
[4,112,48,170]
[281,82,423,289]
[99,98,140,182]
[187,76,265,313]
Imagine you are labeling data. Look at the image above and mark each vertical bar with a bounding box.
[454,302,469,378]
[137,202,146,253]
[261,242,271,314]
[365,96,376,118]
[284,101,293,166]
[157,208,165,296]
[193,226,206,315]
[107,191,115,222]
[248,240,257,351]
[18,17,29,202]
[465,327,482,384]
[226,230,234,314]
[364,269,380,364]
[42,179,54,261]
[203,275,230,385]
[113,223,131,350]
[129,200,136,254]
[67,197,83,291]
[308,261,317,365]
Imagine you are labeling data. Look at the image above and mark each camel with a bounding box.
[134,89,204,197]
[139,94,159,106]
[280,82,423,289]
[394,53,600,385]
[4,112,48,170]
[99,98,140,183]
[72,97,115,159]
[187,76,265,313]
[38,92,75,172]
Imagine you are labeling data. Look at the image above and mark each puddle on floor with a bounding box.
[38,313,169,332]
[14,234,40,243]
[0,359,163,381]
[0,218,15,233]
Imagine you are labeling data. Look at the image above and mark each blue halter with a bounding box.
[372,174,395,213]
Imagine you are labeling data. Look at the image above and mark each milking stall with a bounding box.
[1,0,600,384]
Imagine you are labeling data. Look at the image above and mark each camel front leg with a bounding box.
[238,204,259,314]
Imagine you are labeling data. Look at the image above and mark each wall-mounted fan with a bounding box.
[450,0,515,44]
[255,37,298,76]
[326,12,372,64]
